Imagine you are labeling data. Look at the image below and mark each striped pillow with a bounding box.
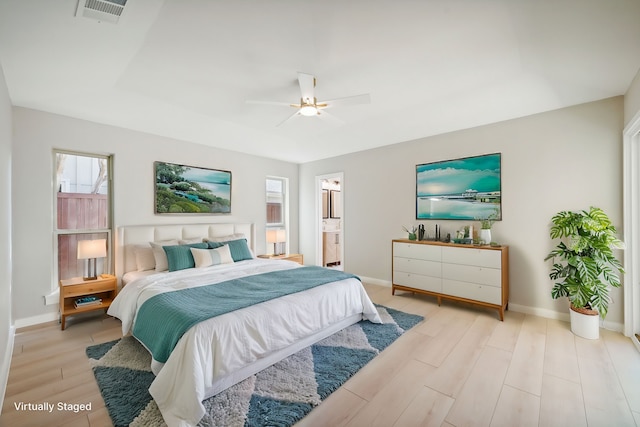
[190,245,234,268]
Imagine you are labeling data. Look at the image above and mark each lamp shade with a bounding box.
[266,229,286,244]
[77,239,107,260]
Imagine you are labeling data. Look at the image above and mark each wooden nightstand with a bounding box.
[59,274,117,330]
[258,253,304,265]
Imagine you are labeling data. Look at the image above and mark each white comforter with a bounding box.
[108,259,381,427]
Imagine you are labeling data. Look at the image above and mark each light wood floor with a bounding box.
[2,283,640,427]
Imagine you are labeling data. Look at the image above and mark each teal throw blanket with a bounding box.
[133,266,359,363]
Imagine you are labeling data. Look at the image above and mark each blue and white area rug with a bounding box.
[86,305,423,427]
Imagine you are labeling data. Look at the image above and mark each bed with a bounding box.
[108,223,381,427]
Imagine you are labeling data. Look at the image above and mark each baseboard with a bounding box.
[601,318,624,334]
[14,311,59,329]
[0,324,15,409]
[508,303,623,333]
[508,303,570,322]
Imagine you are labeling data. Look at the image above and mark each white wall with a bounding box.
[12,108,299,324]
[300,97,625,325]
[0,62,13,409]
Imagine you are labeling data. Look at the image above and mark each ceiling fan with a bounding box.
[247,72,371,126]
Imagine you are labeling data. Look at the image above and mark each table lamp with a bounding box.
[77,238,107,280]
[266,229,286,256]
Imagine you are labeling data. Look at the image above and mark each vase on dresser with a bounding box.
[480,228,492,245]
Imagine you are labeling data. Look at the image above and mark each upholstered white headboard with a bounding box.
[116,223,255,278]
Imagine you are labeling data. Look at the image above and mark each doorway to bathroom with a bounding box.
[316,173,344,271]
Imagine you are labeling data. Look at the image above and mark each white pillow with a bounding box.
[134,245,155,271]
[204,233,246,243]
[179,238,204,244]
[150,239,180,272]
[190,245,234,268]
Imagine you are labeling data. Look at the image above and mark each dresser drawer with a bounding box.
[442,263,501,287]
[393,257,441,277]
[443,279,501,305]
[393,242,441,262]
[442,246,501,268]
[393,271,442,293]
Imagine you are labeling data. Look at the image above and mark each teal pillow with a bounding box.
[220,238,253,262]
[226,239,253,262]
[163,243,208,272]
[206,241,225,249]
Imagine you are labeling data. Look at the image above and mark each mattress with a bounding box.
[108,258,381,426]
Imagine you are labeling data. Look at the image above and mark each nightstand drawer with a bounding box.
[62,279,113,297]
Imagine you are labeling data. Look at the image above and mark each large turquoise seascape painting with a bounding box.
[155,161,231,214]
[416,153,501,220]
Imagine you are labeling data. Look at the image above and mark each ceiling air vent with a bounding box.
[76,0,128,24]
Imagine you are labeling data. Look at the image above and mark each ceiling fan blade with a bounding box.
[246,100,294,107]
[316,110,344,125]
[320,93,371,108]
[297,72,316,102]
[276,111,301,127]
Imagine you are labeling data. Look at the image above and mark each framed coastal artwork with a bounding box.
[154,161,231,214]
[416,153,501,220]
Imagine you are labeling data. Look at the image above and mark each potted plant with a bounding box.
[544,206,624,339]
[477,208,499,244]
[402,225,417,241]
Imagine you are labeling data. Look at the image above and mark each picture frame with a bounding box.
[416,153,501,220]
[155,161,231,214]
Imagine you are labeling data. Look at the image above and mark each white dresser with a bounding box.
[392,239,509,320]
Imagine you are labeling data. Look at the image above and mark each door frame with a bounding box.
[623,110,640,350]
[315,172,344,267]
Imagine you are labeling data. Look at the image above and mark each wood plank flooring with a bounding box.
[2,283,639,427]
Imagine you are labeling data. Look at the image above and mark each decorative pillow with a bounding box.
[206,241,224,249]
[204,233,246,243]
[134,245,155,271]
[150,240,180,272]
[222,238,254,262]
[163,243,208,272]
[191,245,234,268]
[179,238,204,245]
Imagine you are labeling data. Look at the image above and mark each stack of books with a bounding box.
[74,296,102,308]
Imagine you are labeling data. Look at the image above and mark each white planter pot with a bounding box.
[479,229,491,244]
[569,306,599,339]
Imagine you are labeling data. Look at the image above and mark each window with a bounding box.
[54,151,112,287]
[266,177,288,255]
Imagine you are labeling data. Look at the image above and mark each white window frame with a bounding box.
[266,176,289,255]
[52,150,113,292]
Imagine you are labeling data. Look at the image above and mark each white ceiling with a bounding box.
[1,0,639,163]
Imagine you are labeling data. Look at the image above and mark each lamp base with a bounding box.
[272,243,283,256]
[84,258,98,281]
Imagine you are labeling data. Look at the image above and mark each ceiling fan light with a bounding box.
[299,105,317,117]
